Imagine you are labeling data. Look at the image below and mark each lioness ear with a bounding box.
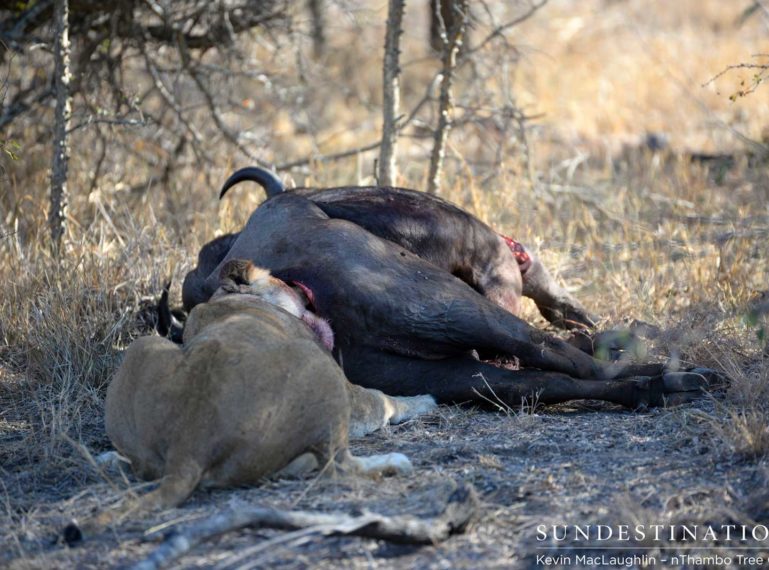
[218,278,239,294]
[219,259,255,285]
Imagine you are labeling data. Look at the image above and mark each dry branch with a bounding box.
[276,139,383,171]
[461,0,548,61]
[0,85,54,130]
[1,0,289,196]
[274,73,440,171]
[702,57,769,101]
[0,1,286,54]
[177,37,261,163]
[132,483,479,570]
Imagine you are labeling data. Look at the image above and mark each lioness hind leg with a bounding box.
[387,394,437,424]
[335,449,414,477]
[275,453,319,478]
[295,445,413,479]
[346,384,436,438]
[278,447,416,479]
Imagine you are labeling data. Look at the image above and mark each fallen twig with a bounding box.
[131,483,478,570]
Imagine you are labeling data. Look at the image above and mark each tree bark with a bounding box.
[49,0,72,253]
[427,0,468,195]
[307,0,326,58]
[429,0,458,53]
[378,0,406,187]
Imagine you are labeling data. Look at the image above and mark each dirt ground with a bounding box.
[2,394,767,569]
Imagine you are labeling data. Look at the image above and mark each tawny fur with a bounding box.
[102,261,435,521]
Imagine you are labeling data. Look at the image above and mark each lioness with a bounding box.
[104,260,435,514]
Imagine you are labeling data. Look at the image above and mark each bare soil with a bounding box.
[2,393,766,569]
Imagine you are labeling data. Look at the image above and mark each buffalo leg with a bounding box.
[448,301,664,380]
[339,347,668,409]
[521,252,597,331]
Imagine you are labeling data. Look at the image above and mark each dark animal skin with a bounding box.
[182,167,596,332]
[157,280,187,343]
[183,191,713,409]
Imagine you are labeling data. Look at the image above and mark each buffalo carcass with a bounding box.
[183,191,714,410]
[182,167,596,332]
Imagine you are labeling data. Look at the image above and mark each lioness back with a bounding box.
[106,305,350,487]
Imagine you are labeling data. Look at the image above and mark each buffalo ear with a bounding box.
[219,259,255,285]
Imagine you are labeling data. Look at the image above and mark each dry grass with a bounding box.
[1,0,768,567]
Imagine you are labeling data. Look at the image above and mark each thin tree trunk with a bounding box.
[427,0,468,195]
[307,0,326,58]
[429,0,458,53]
[379,0,406,187]
[49,0,72,253]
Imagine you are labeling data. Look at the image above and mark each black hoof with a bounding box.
[688,367,728,390]
[62,520,83,546]
[663,367,728,392]
[662,371,709,392]
[655,367,727,408]
[633,374,710,409]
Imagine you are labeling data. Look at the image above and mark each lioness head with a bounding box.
[215,259,334,351]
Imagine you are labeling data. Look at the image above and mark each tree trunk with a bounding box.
[49,0,72,253]
[427,0,467,195]
[378,0,406,187]
[429,0,460,53]
[307,0,326,58]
